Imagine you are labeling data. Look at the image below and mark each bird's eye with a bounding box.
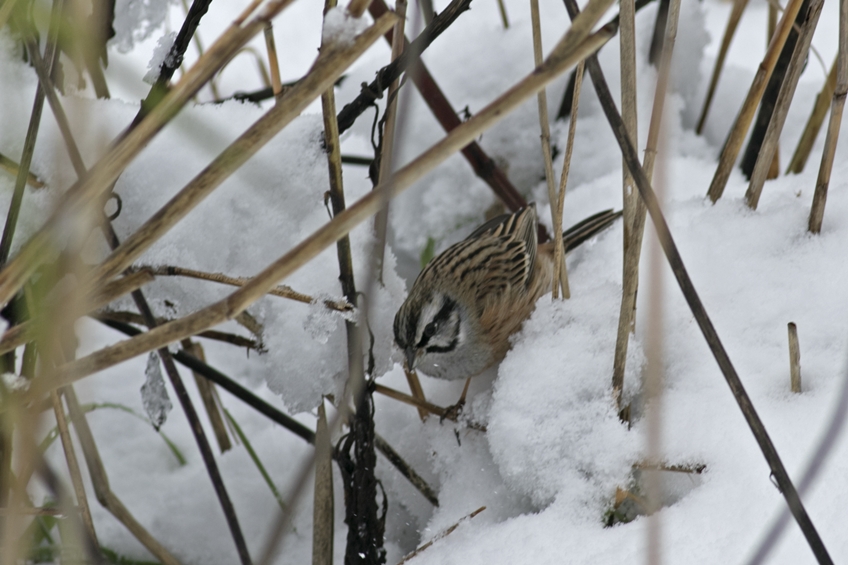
[423,321,437,338]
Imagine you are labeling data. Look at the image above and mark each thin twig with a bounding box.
[45,22,614,391]
[396,507,485,564]
[142,265,352,311]
[552,58,584,302]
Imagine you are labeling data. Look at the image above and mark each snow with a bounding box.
[143,31,177,85]
[322,7,370,47]
[1,0,848,562]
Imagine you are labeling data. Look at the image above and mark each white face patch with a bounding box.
[415,293,445,346]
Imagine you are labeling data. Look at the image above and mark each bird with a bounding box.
[393,205,621,396]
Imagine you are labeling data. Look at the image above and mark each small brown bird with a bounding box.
[393,205,621,387]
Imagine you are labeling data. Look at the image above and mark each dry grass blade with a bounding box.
[809,0,848,233]
[745,0,823,209]
[92,13,396,288]
[263,23,282,97]
[706,0,806,202]
[312,402,333,565]
[530,0,570,298]
[374,434,439,506]
[183,340,232,453]
[612,0,681,410]
[43,20,614,393]
[618,0,638,253]
[0,0,298,309]
[696,0,751,134]
[403,366,429,421]
[787,57,837,174]
[144,265,352,310]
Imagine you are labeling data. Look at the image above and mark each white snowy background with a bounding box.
[0,0,847,562]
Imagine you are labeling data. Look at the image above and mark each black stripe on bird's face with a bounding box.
[416,295,459,354]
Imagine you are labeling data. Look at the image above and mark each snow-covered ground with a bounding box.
[1,0,847,562]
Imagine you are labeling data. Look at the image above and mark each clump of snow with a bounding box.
[2,372,29,392]
[111,0,174,54]
[321,7,370,47]
[143,31,177,85]
[141,352,172,430]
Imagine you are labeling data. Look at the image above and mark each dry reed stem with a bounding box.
[809,0,848,233]
[618,0,638,254]
[552,58,584,303]
[0,0,298,309]
[396,506,485,564]
[264,23,283,97]
[312,402,334,565]
[611,0,680,408]
[787,57,837,174]
[43,22,614,395]
[0,270,155,357]
[745,0,823,209]
[788,322,801,393]
[696,0,751,134]
[63,386,183,565]
[403,366,429,421]
[530,0,570,298]
[50,390,98,546]
[374,383,450,420]
[92,14,395,289]
[144,265,352,310]
[0,154,44,188]
[766,0,781,180]
[374,0,407,284]
[706,0,805,202]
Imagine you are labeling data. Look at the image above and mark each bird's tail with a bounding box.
[562,209,622,253]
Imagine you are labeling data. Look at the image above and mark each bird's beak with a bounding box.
[405,347,418,371]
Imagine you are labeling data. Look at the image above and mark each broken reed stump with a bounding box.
[788,323,801,393]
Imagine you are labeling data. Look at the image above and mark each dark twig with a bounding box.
[134,0,214,127]
[563,1,832,558]
[94,310,262,351]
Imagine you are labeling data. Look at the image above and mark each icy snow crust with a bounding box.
[1,0,847,562]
